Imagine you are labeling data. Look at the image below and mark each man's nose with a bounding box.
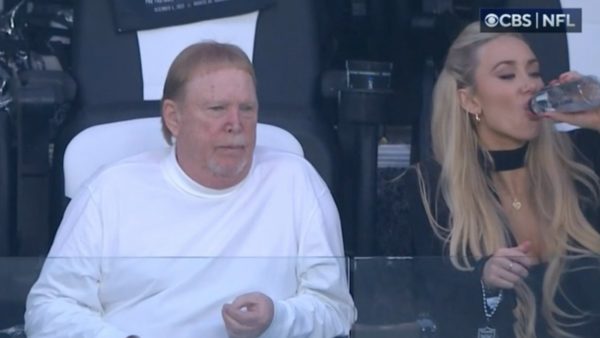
[225,108,242,133]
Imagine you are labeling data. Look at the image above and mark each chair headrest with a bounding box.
[137,12,259,100]
[63,118,303,198]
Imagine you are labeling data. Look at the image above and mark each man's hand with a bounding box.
[221,292,275,338]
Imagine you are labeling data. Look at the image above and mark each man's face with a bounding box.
[163,67,258,189]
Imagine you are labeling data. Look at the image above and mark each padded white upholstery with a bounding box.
[137,11,259,100]
[563,0,600,77]
[63,118,303,198]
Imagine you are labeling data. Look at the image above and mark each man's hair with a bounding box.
[161,41,256,144]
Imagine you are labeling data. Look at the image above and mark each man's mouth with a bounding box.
[217,145,245,152]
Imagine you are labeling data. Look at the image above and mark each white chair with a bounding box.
[63,117,303,198]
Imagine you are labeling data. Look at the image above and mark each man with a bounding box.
[25,42,356,338]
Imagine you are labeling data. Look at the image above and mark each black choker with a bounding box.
[487,143,529,171]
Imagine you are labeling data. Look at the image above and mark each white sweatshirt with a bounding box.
[25,146,356,338]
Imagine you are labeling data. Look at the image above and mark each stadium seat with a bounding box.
[63,118,303,198]
[47,0,344,255]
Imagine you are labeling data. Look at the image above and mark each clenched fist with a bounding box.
[222,292,275,338]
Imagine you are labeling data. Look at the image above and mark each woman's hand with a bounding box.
[482,241,535,290]
[542,71,600,132]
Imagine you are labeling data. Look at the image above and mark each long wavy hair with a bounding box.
[417,21,600,338]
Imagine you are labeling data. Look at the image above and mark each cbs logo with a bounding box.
[484,13,500,27]
[484,13,533,28]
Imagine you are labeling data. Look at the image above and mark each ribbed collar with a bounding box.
[161,147,245,198]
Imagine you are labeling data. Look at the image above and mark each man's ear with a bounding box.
[458,88,481,118]
[162,99,181,138]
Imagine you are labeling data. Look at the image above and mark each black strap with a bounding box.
[489,143,528,171]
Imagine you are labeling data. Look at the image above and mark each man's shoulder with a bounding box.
[252,146,326,186]
[87,148,169,188]
[253,145,312,170]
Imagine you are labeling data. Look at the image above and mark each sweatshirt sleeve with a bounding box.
[260,175,356,338]
[24,187,132,338]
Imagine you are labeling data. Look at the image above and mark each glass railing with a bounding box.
[0,257,45,337]
[1,257,351,338]
[351,257,423,338]
[351,256,600,338]
[1,256,599,338]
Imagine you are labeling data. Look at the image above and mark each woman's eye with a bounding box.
[498,74,515,80]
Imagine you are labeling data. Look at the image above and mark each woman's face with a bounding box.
[460,35,545,150]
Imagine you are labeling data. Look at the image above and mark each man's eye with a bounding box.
[209,106,225,111]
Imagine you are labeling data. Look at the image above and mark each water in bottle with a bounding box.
[529,75,600,114]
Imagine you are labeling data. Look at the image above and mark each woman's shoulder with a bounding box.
[375,158,444,255]
[568,127,600,144]
[395,158,442,192]
[568,128,600,171]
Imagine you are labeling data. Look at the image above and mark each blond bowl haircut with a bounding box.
[160,41,256,145]
[416,21,600,338]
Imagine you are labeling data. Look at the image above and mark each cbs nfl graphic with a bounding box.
[480,8,582,33]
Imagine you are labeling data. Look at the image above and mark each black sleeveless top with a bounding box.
[376,129,600,338]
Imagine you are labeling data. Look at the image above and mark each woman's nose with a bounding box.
[521,77,539,94]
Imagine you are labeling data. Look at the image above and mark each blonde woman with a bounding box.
[386,22,600,338]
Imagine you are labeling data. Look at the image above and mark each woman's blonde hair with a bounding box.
[418,21,600,338]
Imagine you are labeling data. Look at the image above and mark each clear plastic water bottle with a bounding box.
[529,75,600,114]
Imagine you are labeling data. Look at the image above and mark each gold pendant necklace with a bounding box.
[495,177,525,212]
[511,198,522,211]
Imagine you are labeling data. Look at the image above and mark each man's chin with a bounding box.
[209,160,250,180]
